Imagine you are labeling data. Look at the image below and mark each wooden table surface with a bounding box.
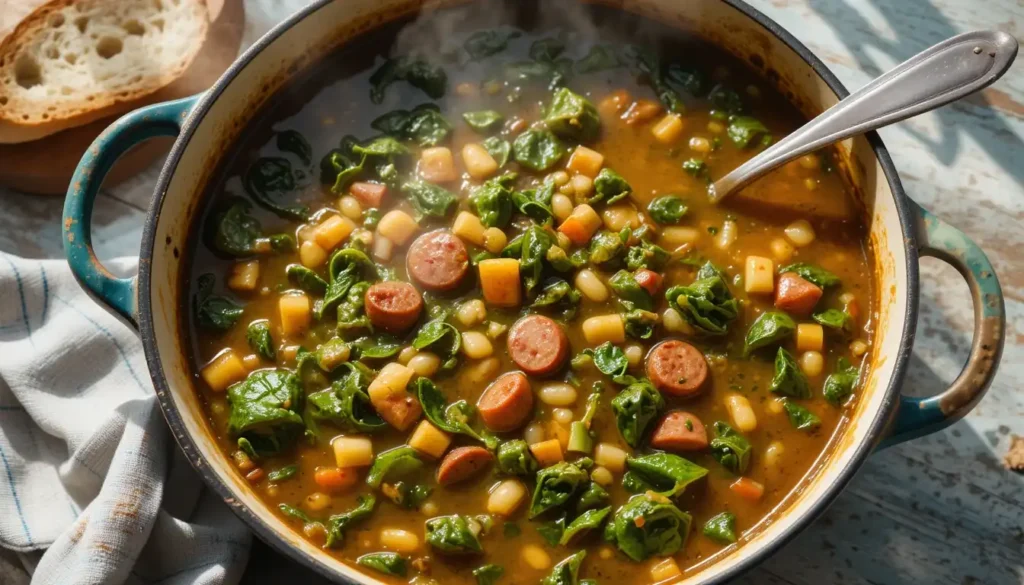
[1,0,1021,583]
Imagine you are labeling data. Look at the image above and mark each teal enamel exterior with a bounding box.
[882,200,1006,447]
[62,95,200,328]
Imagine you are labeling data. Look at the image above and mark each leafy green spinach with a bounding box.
[646,195,688,225]
[496,439,538,476]
[512,129,566,172]
[425,514,484,554]
[622,453,708,498]
[371,104,452,147]
[530,461,589,519]
[244,157,308,220]
[823,357,859,405]
[227,369,304,458]
[603,493,692,561]
[369,56,447,104]
[608,270,654,312]
[213,199,261,256]
[470,174,516,228]
[778,262,840,288]
[727,116,772,148]
[542,551,587,585]
[610,380,664,448]
[464,29,521,60]
[783,400,821,431]
[415,378,497,449]
[401,180,458,219]
[813,308,853,334]
[464,110,505,132]
[366,446,423,489]
[770,347,811,399]
[743,310,796,356]
[702,511,737,544]
[356,552,406,577]
[474,563,505,585]
[544,87,600,142]
[194,274,242,331]
[246,320,275,361]
[664,261,739,335]
[531,278,582,320]
[709,421,751,475]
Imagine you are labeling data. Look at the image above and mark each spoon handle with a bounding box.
[710,30,1018,203]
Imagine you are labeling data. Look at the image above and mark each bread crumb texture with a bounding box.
[0,0,208,125]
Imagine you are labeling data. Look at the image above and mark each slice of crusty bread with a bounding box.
[0,0,209,143]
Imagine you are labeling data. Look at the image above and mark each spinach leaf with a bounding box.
[542,551,587,585]
[709,421,751,474]
[625,239,670,271]
[504,225,559,294]
[743,310,795,356]
[336,281,372,334]
[591,168,631,205]
[382,481,432,509]
[530,461,589,519]
[276,129,312,165]
[530,37,566,62]
[603,493,692,561]
[610,380,664,448]
[268,233,296,252]
[213,199,261,256]
[482,136,512,167]
[544,87,600,142]
[414,378,497,449]
[783,400,821,431]
[618,45,684,113]
[576,482,609,514]
[608,270,654,312]
[813,308,853,334]
[708,84,744,115]
[278,503,315,524]
[352,136,411,158]
[194,275,242,332]
[244,157,308,220]
[322,138,365,193]
[702,512,737,544]
[246,320,275,361]
[357,552,406,577]
[412,318,462,370]
[666,64,707,96]
[371,104,452,147]
[425,514,484,554]
[286,264,328,295]
[464,110,505,132]
[470,174,516,228]
[665,261,739,336]
[226,369,304,457]
[576,45,621,73]
[512,129,566,172]
[682,158,708,179]
[646,195,688,225]
[354,337,402,359]
[505,59,572,88]
[315,248,376,320]
[824,357,859,405]
[623,309,659,340]
[325,494,376,548]
[464,29,521,60]
[496,440,539,476]
[366,446,423,489]
[581,342,631,384]
[537,515,566,546]
[531,278,582,320]
[307,362,387,433]
[401,180,458,219]
[770,347,810,399]
[778,262,840,288]
[622,453,708,498]
[267,465,298,482]
[511,180,556,224]
[727,116,772,148]
[474,564,505,585]
[369,56,447,104]
[502,522,521,538]
[559,507,611,546]
[588,230,626,269]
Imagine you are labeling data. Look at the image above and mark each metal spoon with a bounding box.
[710,30,1018,203]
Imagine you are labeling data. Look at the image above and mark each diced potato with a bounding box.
[314,215,356,251]
[659,226,701,249]
[227,260,260,292]
[487,479,527,516]
[368,363,416,403]
[590,466,613,486]
[744,256,775,294]
[372,234,394,261]
[522,544,552,570]
[582,314,625,345]
[566,145,604,177]
[650,558,682,582]
[380,528,420,554]
[601,204,640,232]
[651,113,684,144]
[594,443,628,473]
[453,211,486,246]
[279,293,311,337]
[299,240,328,268]
[529,439,564,467]
[418,146,457,183]
[462,143,499,180]
[557,204,601,246]
[461,331,494,359]
[200,350,247,392]
[332,436,374,468]
[377,210,419,246]
[478,258,522,307]
[408,420,452,459]
[796,323,824,352]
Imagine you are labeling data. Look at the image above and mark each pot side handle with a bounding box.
[62,95,200,329]
[883,200,1006,446]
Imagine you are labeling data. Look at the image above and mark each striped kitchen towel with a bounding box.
[0,254,251,585]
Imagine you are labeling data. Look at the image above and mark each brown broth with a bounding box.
[184,4,873,584]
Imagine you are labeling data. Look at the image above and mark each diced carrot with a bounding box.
[598,89,632,118]
[314,466,359,493]
[730,477,765,501]
[558,216,589,245]
[350,182,387,207]
[245,468,265,483]
[529,439,564,468]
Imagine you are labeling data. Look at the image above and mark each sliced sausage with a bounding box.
[436,446,493,486]
[365,281,423,332]
[507,315,569,376]
[373,392,422,432]
[477,372,534,432]
[774,272,823,317]
[633,269,663,296]
[350,182,388,208]
[650,411,708,452]
[646,340,709,397]
[407,230,470,292]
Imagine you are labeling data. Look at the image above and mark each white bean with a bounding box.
[799,350,824,377]
[725,393,757,432]
[539,383,577,407]
[524,422,546,445]
[575,269,609,302]
[552,408,574,425]
[785,219,816,247]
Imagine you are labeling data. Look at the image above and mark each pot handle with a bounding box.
[883,200,1005,446]
[62,95,200,329]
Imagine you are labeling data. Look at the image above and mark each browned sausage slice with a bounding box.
[646,340,709,397]
[365,281,423,332]
[407,230,470,292]
[650,411,708,452]
[774,273,823,317]
[477,372,534,432]
[633,269,663,296]
[374,393,422,432]
[350,182,387,208]
[507,315,569,376]
[436,446,494,486]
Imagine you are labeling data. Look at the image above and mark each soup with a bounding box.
[185,5,873,584]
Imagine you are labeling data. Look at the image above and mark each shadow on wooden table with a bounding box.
[807,0,1024,189]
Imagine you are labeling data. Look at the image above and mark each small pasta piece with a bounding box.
[575,269,609,302]
[201,350,247,392]
[725,393,757,432]
[461,331,494,359]
[487,479,528,516]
